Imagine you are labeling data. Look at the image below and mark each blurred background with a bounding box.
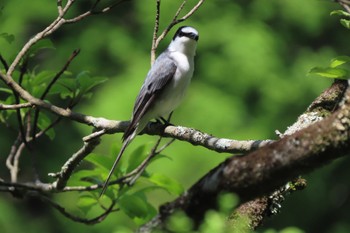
[0,0,349,232]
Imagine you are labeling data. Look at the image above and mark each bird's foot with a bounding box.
[158,117,173,126]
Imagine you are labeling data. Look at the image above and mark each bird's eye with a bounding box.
[179,31,186,37]
[179,31,198,41]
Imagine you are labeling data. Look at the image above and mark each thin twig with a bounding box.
[64,0,129,23]
[6,17,66,76]
[0,54,9,71]
[57,0,63,16]
[91,0,102,11]
[13,58,30,149]
[83,129,107,142]
[9,142,25,182]
[5,133,22,180]
[152,0,204,57]
[32,49,80,140]
[7,0,124,76]
[150,0,161,64]
[6,112,32,183]
[38,194,118,224]
[0,102,33,110]
[338,0,350,13]
[122,115,176,185]
[125,136,165,185]
[53,137,101,190]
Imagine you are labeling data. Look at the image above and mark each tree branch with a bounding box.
[0,69,272,154]
[337,0,350,13]
[38,194,118,224]
[0,102,33,110]
[51,137,101,190]
[150,0,204,62]
[32,49,80,140]
[64,0,130,23]
[139,80,349,231]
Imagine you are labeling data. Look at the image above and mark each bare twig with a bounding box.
[150,0,161,64]
[38,194,118,224]
[151,0,204,61]
[64,0,130,23]
[57,0,63,16]
[6,0,125,76]
[0,70,272,153]
[337,0,350,13]
[5,134,22,182]
[0,54,9,70]
[83,129,107,142]
[53,137,101,190]
[12,58,30,149]
[0,102,33,110]
[6,17,65,76]
[32,49,80,140]
[8,142,25,182]
[6,112,32,182]
[125,137,175,185]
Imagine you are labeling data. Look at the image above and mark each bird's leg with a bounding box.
[158,112,174,126]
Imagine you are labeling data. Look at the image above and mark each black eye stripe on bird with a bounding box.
[100,26,199,197]
[173,26,199,41]
[179,32,199,41]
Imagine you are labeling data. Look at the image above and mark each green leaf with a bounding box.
[55,77,77,99]
[49,84,73,97]
[308,67,349,79]
[217,192,239,214]
[77,195,97,208]
[166,211,193,232]
[330,10,350,17]
[0,33,15,44]
[280,227,305,233]
[85,153,115,171]
[147,173,184,195]
[126,145,147,173]
[330,56,350,68]
[119,192,157,225]
[76,71,108,94]
[71,169,103,181]
[77,194,98,214]
[0,87,12,94]
[45,128,55,140]
[340,19,350,29]
[37,113,55,140]
[57,77,77,90]
[84,153,125,181]
[27,39,55,57]
[32,70,56,86]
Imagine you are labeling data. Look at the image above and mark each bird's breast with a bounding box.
[152,52,194,117]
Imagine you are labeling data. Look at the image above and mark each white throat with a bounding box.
[168,39,197,57]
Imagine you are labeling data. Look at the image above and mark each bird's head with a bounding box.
[168,26,199,56]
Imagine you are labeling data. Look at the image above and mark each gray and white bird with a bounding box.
[100,26,199,196]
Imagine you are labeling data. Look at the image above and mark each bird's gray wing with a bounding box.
[123,52,177,141]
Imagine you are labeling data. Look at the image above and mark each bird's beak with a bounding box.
[191,33,199,41]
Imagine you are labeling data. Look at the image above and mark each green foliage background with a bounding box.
[1,0,350,232]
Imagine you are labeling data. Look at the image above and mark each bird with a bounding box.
[100,26,199,196]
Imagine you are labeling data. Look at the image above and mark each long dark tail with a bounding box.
[99,133,136,197]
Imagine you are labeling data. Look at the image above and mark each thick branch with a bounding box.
[138,80,348,232]
[0,69,270,154]
[157,85,350,225]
